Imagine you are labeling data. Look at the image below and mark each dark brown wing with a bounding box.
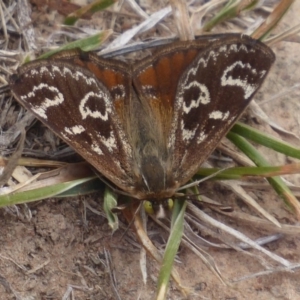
[171,35,275,184]
[132,34,275,189]
[9,50,136,194]
[130,37,226,197]
[132,38,215,142]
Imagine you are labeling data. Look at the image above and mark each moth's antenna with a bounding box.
[92,168,135,197]
[176,168,228,191]
[119,201,143,241]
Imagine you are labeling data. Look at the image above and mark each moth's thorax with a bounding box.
[141,155,166,190]
[131,154,178,201]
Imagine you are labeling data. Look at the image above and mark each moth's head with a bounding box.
[144,198,174,219]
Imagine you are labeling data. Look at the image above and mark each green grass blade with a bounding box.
[56,177,104,197]
[64,0,117,25]
[38,30,112,59]
[103,187,119,232]
[202,0,259,32]
[196,164,300,180]
[231,122,300,159]
[0,177,95,207]
[156,200,187,300]
[227,131,300,216]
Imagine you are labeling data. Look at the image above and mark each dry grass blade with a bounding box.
[250,100,300,142]
[0,274,21,300]
[252,0,296,40]
[170,0,194,40]
[0,2,8,46]
[15,0,37,51]
[104,249,121,300]
[0,128,25,186]
[123,206,190,296]
[187,202,291,267]
[266,23,300,45]
[220,180,281,227]
[154,215,227,285]
[234,262,300,282]
[217,209,300,235]
[100,6,172,54]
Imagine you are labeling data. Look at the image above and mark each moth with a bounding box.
[9,34,275,210]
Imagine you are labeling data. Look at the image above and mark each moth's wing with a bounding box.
[9,50,136,193]
[132,35,275,188]
[131,38,224,193]
[131,34,244,143]
[49,50,130,126]
[168,35,275,184]
[132,38,215,144]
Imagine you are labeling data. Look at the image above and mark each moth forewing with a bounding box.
[9,58,136,196]
[169,35,275,185]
